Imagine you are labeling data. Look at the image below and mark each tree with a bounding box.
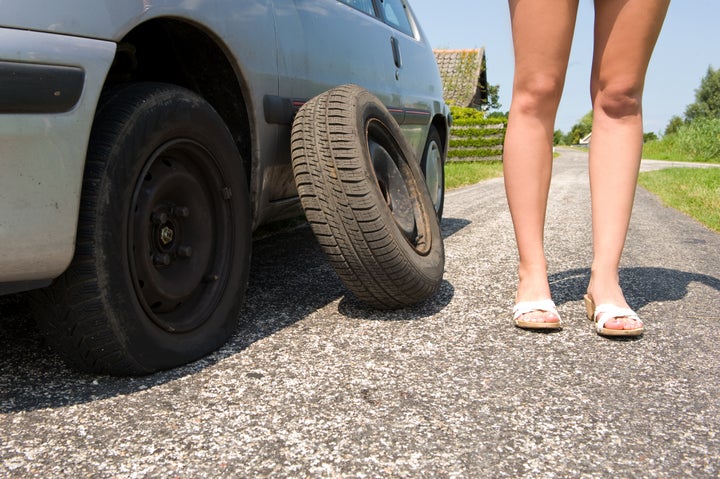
[685,66,720,122]
[563,111,593,145]
[553,129,564,145]
[643,132,658,143]
[664,115,684,136]
[487,110,509,120]
[484,84,502,112]
[478,53,502,113]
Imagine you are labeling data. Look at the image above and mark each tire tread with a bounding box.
[291,85,443,309]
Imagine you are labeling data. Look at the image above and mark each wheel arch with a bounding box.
[102,18,253,188]
[430,113,450,158]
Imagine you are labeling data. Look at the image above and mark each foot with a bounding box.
[584,294,643,336]
[585,275,642,332]
[513,267,559,328]
[513,299,562,329]
[596,310,643,333]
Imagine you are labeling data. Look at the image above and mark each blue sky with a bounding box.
[409,0,719,135]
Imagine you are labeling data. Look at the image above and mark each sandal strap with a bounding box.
[513,299,559,320]
[594,304,641,332]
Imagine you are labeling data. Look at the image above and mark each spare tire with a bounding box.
[290,85,444,309]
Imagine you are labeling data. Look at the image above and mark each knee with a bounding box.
[512,74,564,116]
[593,81,643,119]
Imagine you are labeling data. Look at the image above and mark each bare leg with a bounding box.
[587,0,669,330]
[504,0,578,323]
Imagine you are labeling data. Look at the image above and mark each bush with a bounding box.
[450,105,485,122]
[675,118,720,161]
[448,106,506,160]
[643,118,720,163]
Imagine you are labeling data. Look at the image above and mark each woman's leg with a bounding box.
[587,0,670,330]
[505,0,579,323]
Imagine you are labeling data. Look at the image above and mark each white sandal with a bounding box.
[513,299,562,329]
[584,294,644,337]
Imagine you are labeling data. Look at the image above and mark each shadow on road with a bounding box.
[0,222,456,413]
[549,266,720,313]
[440,217,471,239]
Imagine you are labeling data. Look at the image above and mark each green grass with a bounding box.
[642,139,693,162]
[638,167,720,232]
[642,118,720,163]
[445,160,504,190]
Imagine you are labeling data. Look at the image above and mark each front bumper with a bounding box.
[0,27,115,287]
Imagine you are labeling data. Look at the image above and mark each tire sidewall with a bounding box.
[91,84,250,371]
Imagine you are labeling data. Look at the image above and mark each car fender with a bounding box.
[0,28,116,283]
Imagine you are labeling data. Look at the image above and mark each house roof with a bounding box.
[434,48,488,109]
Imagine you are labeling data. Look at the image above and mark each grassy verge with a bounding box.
[445,160,504,190]
[642,140,696,162]
[642,118,720,163]
[638,167,720,232]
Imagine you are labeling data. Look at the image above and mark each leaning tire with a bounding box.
[290,85,444,309]
[34,83,252,375]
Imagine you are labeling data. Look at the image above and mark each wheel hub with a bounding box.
[369,140,417,243]
[159,224,174,246]
[128,140,232,333]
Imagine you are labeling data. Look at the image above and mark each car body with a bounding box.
[0,0,449,372]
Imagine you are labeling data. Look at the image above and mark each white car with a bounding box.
[0,0,449,374]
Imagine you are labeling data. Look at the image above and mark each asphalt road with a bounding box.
[2,148,719,478]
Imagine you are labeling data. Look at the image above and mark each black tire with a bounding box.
[290,85,444,309]
[420,125,445,220]
[34,83,252,375]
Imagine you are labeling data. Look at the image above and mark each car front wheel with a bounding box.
[34,83,252,375]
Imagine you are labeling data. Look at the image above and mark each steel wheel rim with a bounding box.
[128,139,233,333]
[424,139,443,213]
[367,120,431,255]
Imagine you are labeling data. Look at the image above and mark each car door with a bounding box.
[262,0,398,204]
[372,0,442,154]
[272,0,439,153]
[273,0,400,116]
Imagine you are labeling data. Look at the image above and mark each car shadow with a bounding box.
[549,266,720,311]
[0,222,456,413]
[440,217,471,239]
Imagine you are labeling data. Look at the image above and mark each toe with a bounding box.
[523,310,558,323]
[624,318,643,330]
[602,316,642,330]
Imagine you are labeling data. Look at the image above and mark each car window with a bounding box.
[337,0,376,16]
[377,0,413,37]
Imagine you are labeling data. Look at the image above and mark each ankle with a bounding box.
[518,260,548,282]
[516,269,551,303]
[586,278,627,307]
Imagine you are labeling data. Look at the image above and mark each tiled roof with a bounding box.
[434,48,488,109]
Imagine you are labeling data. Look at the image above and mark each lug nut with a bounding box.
[153,253,171,266]
[151,212,168,225]
[177,246,193,258]
[171,206,190,218]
